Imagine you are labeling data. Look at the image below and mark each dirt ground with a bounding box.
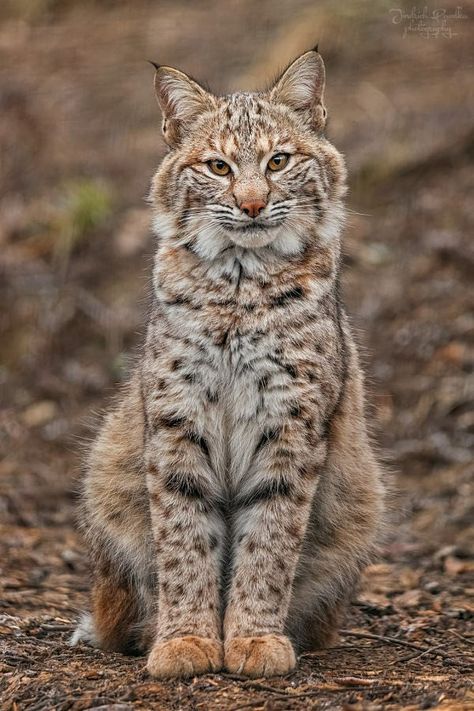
[0,1,473,709]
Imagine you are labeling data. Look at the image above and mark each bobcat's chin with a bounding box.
[227,226,280,249]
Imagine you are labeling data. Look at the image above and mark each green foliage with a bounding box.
[62,179,112,242]
[54,179,112,262]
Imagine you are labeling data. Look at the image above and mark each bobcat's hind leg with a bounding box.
[287,366,386,653]
[286,554,354,653]
[72,374,155,655]
[91,559,151,654]
[71,549,154,655]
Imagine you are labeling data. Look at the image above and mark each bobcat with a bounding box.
[71,48,385,679]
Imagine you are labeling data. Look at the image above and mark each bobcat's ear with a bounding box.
[152,64,216,147]
[269,49,327,132]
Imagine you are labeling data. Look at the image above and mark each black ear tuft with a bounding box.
[148,60,160,71]
[313,44,319,53]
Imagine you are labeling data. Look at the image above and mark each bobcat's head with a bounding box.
[150,49,346,260]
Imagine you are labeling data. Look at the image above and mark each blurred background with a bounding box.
[0,0,473,707]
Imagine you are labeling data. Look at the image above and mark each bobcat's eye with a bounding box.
[208,159,231,176]
[267,153,289,172]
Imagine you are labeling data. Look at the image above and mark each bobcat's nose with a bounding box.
[239,199,267,219]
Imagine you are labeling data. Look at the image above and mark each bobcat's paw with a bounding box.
[146,636,223,679]
[224,634,296,677]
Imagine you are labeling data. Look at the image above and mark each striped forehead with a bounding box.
[210,93,285,162]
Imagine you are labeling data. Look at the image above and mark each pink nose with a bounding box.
[239,199,266,218]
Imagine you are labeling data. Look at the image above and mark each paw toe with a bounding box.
[225,634,296,677]
[147,636,223,679]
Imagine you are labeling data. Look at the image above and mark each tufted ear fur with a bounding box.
[152,64,216,147]
[269,49,327,132]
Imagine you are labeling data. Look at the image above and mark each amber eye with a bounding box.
[208,159,231,176]
[267,153,289,172]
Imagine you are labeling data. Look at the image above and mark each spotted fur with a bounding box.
[72,49,385,679]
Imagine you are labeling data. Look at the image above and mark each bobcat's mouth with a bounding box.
[234,223,270,233]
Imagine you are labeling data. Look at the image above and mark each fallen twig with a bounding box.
[448,629,474,646]
[341,629,457,662]
[391,642,448,664]
[223,674,392,711]
[332,676,376,687]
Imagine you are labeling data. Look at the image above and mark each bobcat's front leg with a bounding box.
[144,409,224,678]
[224,422,325,677]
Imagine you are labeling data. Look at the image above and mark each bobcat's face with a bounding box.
[150,51,346,259]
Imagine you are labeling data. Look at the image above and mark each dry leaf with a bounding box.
[393,589,424,608]
[444,556,467,575]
